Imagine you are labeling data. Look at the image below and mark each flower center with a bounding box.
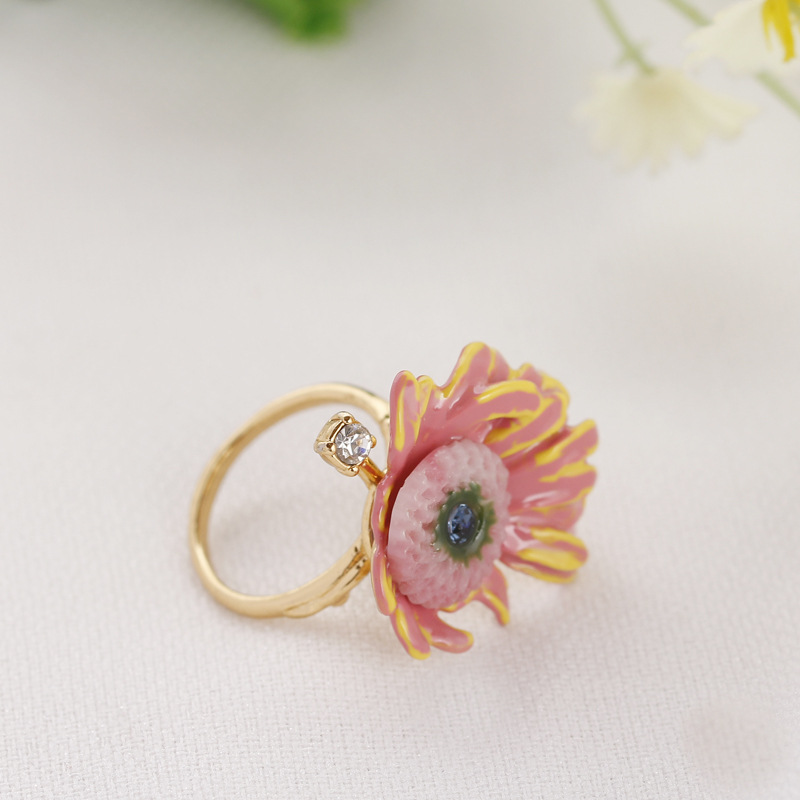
[446,503,479,548]
[434,482,497,564]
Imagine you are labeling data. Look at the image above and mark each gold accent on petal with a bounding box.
[510,526,589,578]
[442,590,478,613]
[530,528,587,551]
[377,485,391,531]
[512,565,578,584]
[533,419,598,467]
[393,376,411,453]
[539,372,570,404]
[393,606,430,660]
[539,460,596,484]
[485,395,569,460]
[394,373,435,455]
[530,484,595,513]
[516,545,585,573]
[476,379,541,411]
[379,554,397,614]
[481,589,510,625]
[441,342,496,397]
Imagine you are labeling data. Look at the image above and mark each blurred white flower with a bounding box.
[577,68,757,172]
[686,0,800,76]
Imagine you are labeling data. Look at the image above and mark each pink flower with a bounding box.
[371,343,598,658]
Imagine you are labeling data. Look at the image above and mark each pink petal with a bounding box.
[387,370,436,481]
[389,595,431,659]
[510,362,545,386]
[371,546,397,615]
[506,419,598,514]
[501,527,588,583]
[483,385,567,462]
[441,565,510,626]
[472,565,510,625]
[439,342,512,405]
[415,607,474,653]
[386,343,516,481]
[513,497,588,532]
[371,480,395,551]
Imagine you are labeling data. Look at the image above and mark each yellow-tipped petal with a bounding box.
[512,564,578,584]
[442,342,498,397]
[511,527,589,578]
[442,590,478,614]
[392,605,430,660]
[480,587,510,625]
[391,372,435,455]
[531,528,588,550]
[484,393,568,460]
[476,379,542,417]
[538,372,570,405]
[516,546,586,574]
[533,419,598,467]
[539,460,596,484]
[376,483,395,534]
[378,554,397,614]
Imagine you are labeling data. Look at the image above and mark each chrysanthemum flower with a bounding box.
[576,68,757,172]
[371,343,598,659]
[686,0,800,75]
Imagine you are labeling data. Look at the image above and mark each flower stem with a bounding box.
[592,0,655,73]
[659,0,800,119]
[756,70,800,115]
[659,0,709,26]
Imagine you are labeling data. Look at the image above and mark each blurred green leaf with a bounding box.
[247,0,363,39]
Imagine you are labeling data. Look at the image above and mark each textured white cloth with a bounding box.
[1,1,799,798]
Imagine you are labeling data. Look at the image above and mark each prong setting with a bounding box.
[315,412,375,477]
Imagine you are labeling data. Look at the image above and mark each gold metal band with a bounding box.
[189,383,390,618]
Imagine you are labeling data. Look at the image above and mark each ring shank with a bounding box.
[189,384,390,618]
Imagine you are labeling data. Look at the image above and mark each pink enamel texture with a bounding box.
[386,439,510,610]
[371,343,598,659]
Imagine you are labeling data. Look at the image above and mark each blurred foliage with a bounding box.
[247,0,363,39]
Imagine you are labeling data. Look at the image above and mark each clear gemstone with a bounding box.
[334,423,373,466]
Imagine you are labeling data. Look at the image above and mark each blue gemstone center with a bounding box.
[446,502,480,548]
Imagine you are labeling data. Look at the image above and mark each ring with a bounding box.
[189,342,598,659]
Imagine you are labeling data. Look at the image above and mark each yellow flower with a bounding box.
[687,0,800,76]
[763,0,800,60]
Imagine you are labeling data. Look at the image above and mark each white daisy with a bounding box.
[686,0,800,76]
[576,68,758,172]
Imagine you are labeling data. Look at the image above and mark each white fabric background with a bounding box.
[1,0,799,797]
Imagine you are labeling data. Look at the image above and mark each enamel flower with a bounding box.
[577,68,757,172]
[370,343,598,659]
[686,0,800,75]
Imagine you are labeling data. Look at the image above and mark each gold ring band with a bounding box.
[189,383,390,619]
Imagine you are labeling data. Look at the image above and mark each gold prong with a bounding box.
[358,458,384,487]
[314,412,385,483]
